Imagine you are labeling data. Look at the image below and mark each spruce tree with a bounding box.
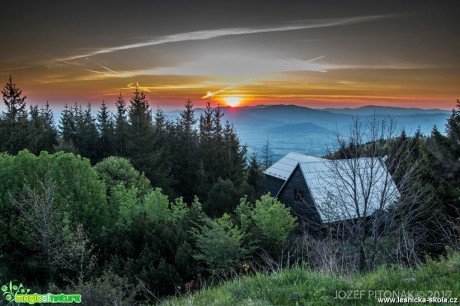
[428,100,460,218]
[2,76,26,121]
[59,104,77,149]
[173,99,199,202]
[40,102,58,152]
[114,93,128,156]
[198,102,215,197]
[96,101,115,161]
[152,108,175,195]
[261,139,273,169]
[430,100,460,178]
[127,87,152,161]
[1,76,28,153]
[212,105,225,178]
[223,121,247,186]
[247,150,260,188]
[27,103,58,154]
[64,103,99,163]
[27,105,43,154]
[126,87,173,193]
[73,103,84,150]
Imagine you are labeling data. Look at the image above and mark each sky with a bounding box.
[0,0,459,110]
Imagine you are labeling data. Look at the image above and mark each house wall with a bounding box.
[278,166,322,229]
[264,175,284,197]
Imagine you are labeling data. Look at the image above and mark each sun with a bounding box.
[223,96,242,107]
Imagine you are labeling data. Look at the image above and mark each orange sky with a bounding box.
[0,1,458,110]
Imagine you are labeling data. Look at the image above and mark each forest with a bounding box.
[0,76,459,305]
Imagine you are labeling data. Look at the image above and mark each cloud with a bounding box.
[202,79,252,98]
[60,15,394,60]
[326,64,434,70]
[152,54,327,77]
[45,53,327,83]
[85,58,117,74]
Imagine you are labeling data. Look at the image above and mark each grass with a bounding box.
[160,251,460,305]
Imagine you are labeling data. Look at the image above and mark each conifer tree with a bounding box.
[223,121,247,186]
[247,150,261,188]
[27,102,58,154]
[198,102,214,195]
[40,102,58,152]
[428,100,460,218]
[430,100,460,178]
[152,108,174,195]
[2,76,26,121]
[173,99,199,202]
[114,93,128,156]
[96,101,115,161]
[72,103,84,150]
[126,87,173,193]
[211,105,225,178]
[127,87,152,160]
[59,104,77,149]
[27,105,42,154]
[197,103,248,198]
[79,104,99,163]
[261,138,273,169]
[1,76,28,153]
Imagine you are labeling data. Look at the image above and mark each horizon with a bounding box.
[3,100,453,119]
[1,1,459,110]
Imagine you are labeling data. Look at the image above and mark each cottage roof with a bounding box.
[263,152,324,180]
[298,157,400,222]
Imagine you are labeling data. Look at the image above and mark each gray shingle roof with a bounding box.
[263,152,324,180]
[299,157,400,223]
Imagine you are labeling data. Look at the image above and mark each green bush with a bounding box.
[192,214,252,275]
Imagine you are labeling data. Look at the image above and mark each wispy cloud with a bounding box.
[60,15,394,60]
[42,54,327,83]
[202,79,252,99]
[85,58,117,74]
[1,65,32,72]
[326,64,434,70]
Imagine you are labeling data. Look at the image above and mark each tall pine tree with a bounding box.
[114,93,128,156]
[152,108,174,195]
[126,87,173,194]
[198,102,215,197]
[40,101,58,152]
[197,103,248,200]
[428,100,460,218]
[127,87,153,163]
[79,104,99,163]
[58,103,77,152]
[222,121,247,186]
[1,76,28,153]
[96,101,115,161]
[172,99,199,202]
[27,102,58,154]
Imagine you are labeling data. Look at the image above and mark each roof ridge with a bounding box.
[288,152,319,157]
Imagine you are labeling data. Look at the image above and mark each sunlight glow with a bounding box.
[224,96,242,107]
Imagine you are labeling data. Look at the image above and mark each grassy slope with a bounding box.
[161,251,460,306]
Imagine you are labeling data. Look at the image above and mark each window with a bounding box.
[294,188,304,202]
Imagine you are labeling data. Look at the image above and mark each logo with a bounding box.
[2,281,30,302]
[1,281,81,304]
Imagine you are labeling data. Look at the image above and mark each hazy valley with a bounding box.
[167,104,451,159]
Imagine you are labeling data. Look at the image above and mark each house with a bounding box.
[263,152,324,197]
[263,152,400,227]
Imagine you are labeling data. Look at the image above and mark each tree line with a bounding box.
[0,76,257,206]
[0,76,274,303]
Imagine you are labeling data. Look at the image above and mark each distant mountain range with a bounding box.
[166,104,451,159]
[322,105,451,116]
